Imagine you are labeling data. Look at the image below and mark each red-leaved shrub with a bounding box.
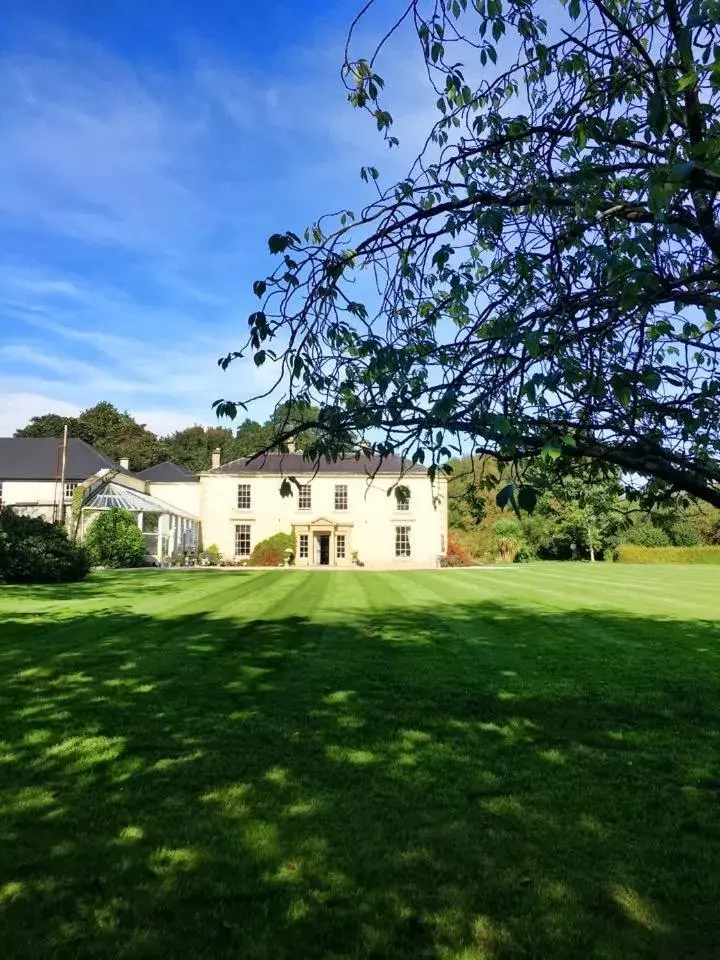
[446,535,471,567]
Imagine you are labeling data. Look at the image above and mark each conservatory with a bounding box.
[80,481,200,560]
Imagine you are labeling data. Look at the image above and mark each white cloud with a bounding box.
[0,392,79,437]
[0,17,439,437]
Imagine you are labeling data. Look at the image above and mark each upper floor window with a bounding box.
[395,486,411,511]
[237,483,251,510]
[235,524,251,557]
[334,484,348,511]
[64,482,78,501]
[298,484,312,510]
[395,525,411,558]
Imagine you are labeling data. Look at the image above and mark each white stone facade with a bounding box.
[149,464,447,568]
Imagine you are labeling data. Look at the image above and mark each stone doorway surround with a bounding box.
[294,517,353,567]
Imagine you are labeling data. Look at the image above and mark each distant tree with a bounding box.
[14,402,162,472]
[526,461,626,561]
[265,402,356,455]
[76,402,162,472]
[232,419,272,459]
[15,413,83,439]
[162,425,234,473]
[217,0,720,507]
[84,508,147,568]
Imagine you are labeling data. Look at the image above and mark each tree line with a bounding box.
[13,401,330,473]
[448,456,720,563]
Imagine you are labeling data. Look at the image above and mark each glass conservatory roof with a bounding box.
[83,481,198,520]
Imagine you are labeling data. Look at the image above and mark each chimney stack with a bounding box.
[211,447,222,470]
[119,457,130,470]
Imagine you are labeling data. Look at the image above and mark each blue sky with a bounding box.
[0,0,432,436]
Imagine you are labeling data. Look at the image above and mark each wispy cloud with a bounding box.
[0,12,433,436]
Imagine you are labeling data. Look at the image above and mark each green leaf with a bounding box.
[541,442,562,460]
[611,372,632,407]
[517,486,538,513]
[496,482,517,510]
[254,351,266,367]
[253,280,267,298]
[642,368,662,391]
[677,71,697,91]
[647,89,668,136]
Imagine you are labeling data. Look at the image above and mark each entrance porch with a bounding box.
[294,517,353,567]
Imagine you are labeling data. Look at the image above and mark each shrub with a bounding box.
[0,507,90,584]
[615,545,720,564]
[84,508,147,568]
[492,518,525,563]
[514,545,536,563]
[624,522,671,548]
[202,544,221,565]
[445,535,471,567]
[668,520,701,547]
[248,531,295,567]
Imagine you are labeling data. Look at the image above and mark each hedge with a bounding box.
[615,545,720,564]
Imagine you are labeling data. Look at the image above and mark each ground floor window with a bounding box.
[298,533,309,559]
[336,534,346,559]
[235,524,251,557]
[395,525,411,558]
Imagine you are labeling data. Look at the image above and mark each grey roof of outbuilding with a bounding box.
[0,437,125,481]
[207,452,426,477]
[136,461,198,483]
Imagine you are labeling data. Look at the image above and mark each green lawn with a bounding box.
[1,565,719,959]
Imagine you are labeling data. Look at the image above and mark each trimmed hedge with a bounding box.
[615,545,720,564]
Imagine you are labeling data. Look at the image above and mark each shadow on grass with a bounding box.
[0,598,719,958]
[10,569,252,603]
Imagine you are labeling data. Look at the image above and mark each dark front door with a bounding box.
[318,534,330,566]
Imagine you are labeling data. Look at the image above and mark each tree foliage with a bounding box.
[0,508,90,584]
[218,0,720,507]
[14,402,343,474]
[15,402,162,472]
[84,508,147,568]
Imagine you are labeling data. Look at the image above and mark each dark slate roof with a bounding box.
[208,452,425,477]
[136,461,198,483]
[0,438,124,481]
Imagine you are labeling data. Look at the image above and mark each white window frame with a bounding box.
[396,487,411,512]
[236,483,251,510]
[234,524,252,557]
[334,484,348,511]
[336,534,346,559]
[395,525,411,558]
[64,481,78,501]
[298,533,309,559]
[298,484,312,511]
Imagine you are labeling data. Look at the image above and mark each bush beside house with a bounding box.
[84,508,147,568]
[248,532,295,567]
[0,507,90,583]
